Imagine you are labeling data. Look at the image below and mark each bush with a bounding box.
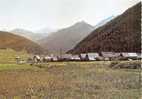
[109,61,141,69]
[109,61,120,68]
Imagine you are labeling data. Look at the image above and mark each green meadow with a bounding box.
[0,49,141,99]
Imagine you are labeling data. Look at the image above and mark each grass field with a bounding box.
[0,61,141,99]
[0,49,29,64]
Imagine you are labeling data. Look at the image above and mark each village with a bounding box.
[15,51,142,64]
[0,1,141,98]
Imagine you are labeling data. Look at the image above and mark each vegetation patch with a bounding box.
[109,61,141,69]
[0,61,140,98]
[0,49,29,64]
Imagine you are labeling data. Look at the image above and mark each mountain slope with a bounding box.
[39,21,94,54]
[94,16,115,29]
[11,29,49,41]
[69,2,141,54]
[0,31,44,54]
[36,27,57,35]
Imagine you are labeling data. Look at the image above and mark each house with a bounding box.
[101,52,121,60]
[50,54,58,61]
[56,54,72,61]
[71,55,81,61]
[43,56,52,62]
[121,53,137,57]
[52,56,58,61]
[80,53,88,61]
[121,52,138,60]
[88,53,100,61]
[80,53,100,61]
[61,54,72,61]
[101,52,120,58]
[43,54,58,62]
[80,53,86,59]
[136,53,142,59]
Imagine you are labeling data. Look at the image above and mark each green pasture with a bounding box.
[0,49,141,98]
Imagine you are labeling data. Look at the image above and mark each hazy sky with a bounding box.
[0,0,140,31]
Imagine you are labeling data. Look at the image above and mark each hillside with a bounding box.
[0,31,44,54]
[39,21,94,54]
[69,2,141,54]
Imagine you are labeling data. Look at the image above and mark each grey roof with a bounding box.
[88,53,100,57]
[81,53,99,58]
[122,53,138,57]
[80,54,86,58]
[101,52,121,58]
[72,55,80,60]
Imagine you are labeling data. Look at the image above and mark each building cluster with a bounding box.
[42,52,141,62]
[15,52,141,64]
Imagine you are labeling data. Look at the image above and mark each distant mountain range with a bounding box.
[0,31,44,54]
[36,27,57,35]
[69,2,141,54]
[39,21,94,54]
[1,2,139,55]
[10,16,114,44]
[11,29,49,42]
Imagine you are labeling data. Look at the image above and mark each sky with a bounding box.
[0,0,140,32]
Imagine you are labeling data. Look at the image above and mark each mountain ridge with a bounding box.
[11,28,49,42]
[39,21,94,54]
[69,2,141,54]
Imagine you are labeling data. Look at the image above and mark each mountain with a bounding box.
[11,29,49,41]
[36,27,57,35]
[69,2,141,54]
[0,31,44,54]
[94,16,115,29]
[39,21,94,54]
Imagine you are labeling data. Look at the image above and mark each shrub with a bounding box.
[109,61,141,69]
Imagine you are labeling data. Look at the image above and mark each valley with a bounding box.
[0,1,141,98]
